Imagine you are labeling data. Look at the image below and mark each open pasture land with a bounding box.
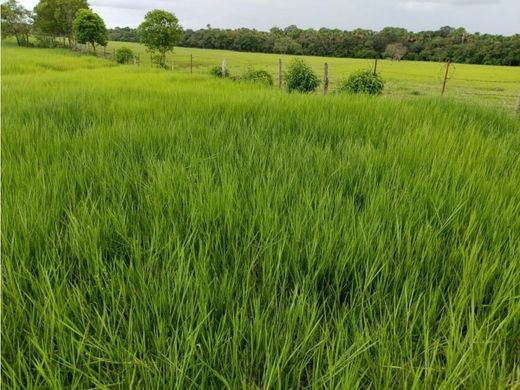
[2,45,520,388]
[102,41,520,109]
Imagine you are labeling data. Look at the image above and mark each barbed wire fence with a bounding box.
[73,43,520,112]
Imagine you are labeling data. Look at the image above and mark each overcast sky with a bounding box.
[20,0,519,35]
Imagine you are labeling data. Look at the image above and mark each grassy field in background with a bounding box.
[100,41,520,109]
[2,45,520,388]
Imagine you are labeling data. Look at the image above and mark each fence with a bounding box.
[72,44,520,112]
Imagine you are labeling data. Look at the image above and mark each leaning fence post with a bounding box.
[278,59,282,89]
[441,60,451,96]
[323,63,329,95]
[222,58,226,78]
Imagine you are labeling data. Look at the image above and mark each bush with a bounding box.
[150,52,163,67]
[210,65,230,78]
[240,68,273,86]
[115,47,134,64]
[284,59,320,93]
[339,70,385,95]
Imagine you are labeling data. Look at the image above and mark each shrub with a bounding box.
[150,52,163,67]
[115,47,134,64]
[339,70,385,95]
[240,68,273,86]
[210,65,230,78]
[284,59,320,93]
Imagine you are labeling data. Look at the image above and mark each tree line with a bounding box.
[109,25,519,66]
[2,0,518,66]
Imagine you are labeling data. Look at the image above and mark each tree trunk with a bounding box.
[161,49,166,68]
[15,34,20,47]
[92,43,96,55]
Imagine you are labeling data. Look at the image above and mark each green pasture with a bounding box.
[99,41,520,109]
[2,45,520,389]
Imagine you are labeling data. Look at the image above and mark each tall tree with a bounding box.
[1,0,33,46]
[73,8,107,53]
[138,9,183,67]
[33,0,88,45]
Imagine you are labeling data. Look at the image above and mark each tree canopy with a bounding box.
[1,0,33,46]
[73,8,107,53]
[33,0,89,45]
[137,9,183,67]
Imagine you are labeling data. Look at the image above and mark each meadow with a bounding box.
[101,40,520,110]
[2,44,520,389]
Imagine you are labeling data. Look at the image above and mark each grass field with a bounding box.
[97,41,520,110]
[2,45,520,388]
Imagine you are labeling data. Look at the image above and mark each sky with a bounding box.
[19,0,519,36]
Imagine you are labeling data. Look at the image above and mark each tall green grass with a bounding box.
[2,46,520,389]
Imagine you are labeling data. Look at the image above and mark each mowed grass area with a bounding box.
[2,45,520,388]
[102,41,520,109]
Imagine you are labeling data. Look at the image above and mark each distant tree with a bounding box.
[138,9,183,67]
[33,0,88,46]
[1,0,33,46]
[384,43,408,60]
[73,9,107,53]
[176,24,519,66]
[108,26,138,42]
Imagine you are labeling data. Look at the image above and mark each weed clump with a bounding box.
[285,59,320,93]
[210,65,230,78]
[115,47,134,64]
[239,68,273,86]
[339,69,385,95]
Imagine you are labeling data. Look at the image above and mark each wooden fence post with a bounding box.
[190,54,193,74]
[323,63,329,95]
[373,58,378,75]
[278,59,282,89]
[222,58,227,78]
[441,60,451,96]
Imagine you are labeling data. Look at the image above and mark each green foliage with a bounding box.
[1,0,32,47]
[150,52,163,67]
[284,59,320,93]
[108,26,138,42]
[137,9,182,67]
[115,46,134,64]
[210,65,230,78]
[33,0,89,43]
[339,70,385,95]
[240,68,273,86]
[179,26,520,66]
[72,8,107,53]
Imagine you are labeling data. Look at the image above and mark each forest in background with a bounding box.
[108,25,520,66]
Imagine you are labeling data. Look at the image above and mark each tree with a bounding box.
[33,0,88,46]
[1,0,33,46]
[384,43,408,60]
[73,8,107,53]
[138,9,183,68]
